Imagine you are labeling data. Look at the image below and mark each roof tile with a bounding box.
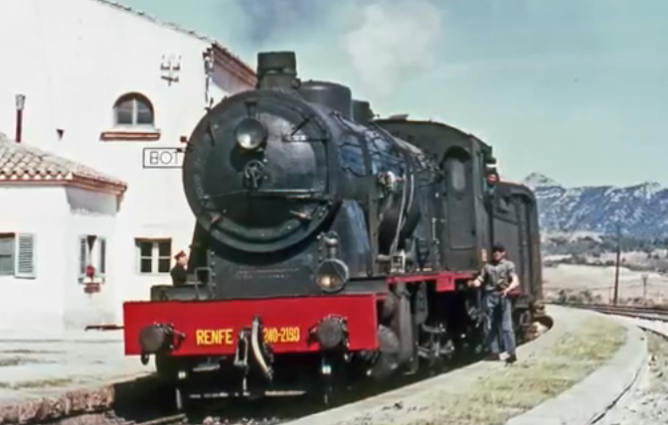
[0,133,127,190]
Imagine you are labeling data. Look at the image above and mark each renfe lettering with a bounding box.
[196,329,234,346]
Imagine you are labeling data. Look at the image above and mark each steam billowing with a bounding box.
[340,0,444,97]
[229,0,445,99]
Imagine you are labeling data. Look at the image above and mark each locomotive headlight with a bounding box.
[235,118,268,151]
[315,259,349,293]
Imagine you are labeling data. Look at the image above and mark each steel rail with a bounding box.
[127,413,187,425]
[561,303,668,321]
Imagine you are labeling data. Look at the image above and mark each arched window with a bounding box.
[113,93,154,127]
[447,158,467,191]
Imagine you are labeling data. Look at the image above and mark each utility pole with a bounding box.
[15,94,25,143]
[642,273,649,300]
[613,222,622,305]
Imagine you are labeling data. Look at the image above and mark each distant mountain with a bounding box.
[522,173,668,238]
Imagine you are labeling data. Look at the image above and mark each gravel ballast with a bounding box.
[597,320,668,425]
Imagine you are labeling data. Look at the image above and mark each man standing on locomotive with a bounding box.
[469,243,519,364]
[170,250,188,286]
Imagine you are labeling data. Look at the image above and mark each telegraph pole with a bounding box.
[613,222,622,305]
[642,273,649,300]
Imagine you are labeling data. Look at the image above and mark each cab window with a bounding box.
[448,158,466,191]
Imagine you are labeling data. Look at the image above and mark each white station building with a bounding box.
[0,0,257,335]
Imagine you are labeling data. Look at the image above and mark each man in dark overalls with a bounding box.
[469,243,519,364]
[170,250,188,286]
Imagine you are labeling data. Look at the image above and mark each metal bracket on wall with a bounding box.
[161,54,182,85]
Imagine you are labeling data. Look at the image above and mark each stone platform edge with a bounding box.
[0,372,156,425]
[505,308,648,425]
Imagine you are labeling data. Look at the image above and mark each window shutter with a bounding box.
[79,236,88,278]
[98,238,107,276]
[15,234,35,279]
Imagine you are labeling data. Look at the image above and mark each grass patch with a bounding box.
[417,316,626,425]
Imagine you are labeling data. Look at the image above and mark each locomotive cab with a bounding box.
[376,118,544,339]
[374,119,496,272]
[491,181,545,338]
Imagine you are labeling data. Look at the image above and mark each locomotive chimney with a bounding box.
[256,51,299,90]
[352,100,374,124]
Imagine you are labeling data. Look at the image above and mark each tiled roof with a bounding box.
[0,133,127,193]
[92,0,256,79]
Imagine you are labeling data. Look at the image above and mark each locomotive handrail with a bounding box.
[203,188,330,201]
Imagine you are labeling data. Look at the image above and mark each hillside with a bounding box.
[522,172,668,238]
[523,172,668,273]
[521,174,668,304]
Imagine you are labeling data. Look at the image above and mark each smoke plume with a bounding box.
[229,0,446,100]
[340,0,445,98]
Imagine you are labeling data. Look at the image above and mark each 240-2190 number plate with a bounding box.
[263,327,301,344]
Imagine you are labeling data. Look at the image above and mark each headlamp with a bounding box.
[235,118,268,151]
[315,259,349,293]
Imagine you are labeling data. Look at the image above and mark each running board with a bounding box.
[191,363,222,373]
[189,390,307,399]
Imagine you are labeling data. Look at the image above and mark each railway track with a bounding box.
[111,391,309,425]
[565,303,668,321]
[103,350,508,425]
[564,302,668,425]
[132,413,187,425]
[39,321,551,425]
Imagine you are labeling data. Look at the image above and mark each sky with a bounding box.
[120,0,668,188]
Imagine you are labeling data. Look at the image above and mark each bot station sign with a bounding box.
[142,147,185,169]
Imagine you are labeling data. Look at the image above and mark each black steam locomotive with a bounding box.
[123,51,543,408]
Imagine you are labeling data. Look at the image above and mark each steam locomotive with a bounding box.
[122,51,544,408]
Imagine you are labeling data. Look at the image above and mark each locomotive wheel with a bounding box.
[514,310,533,343]
[319,362,343,406]
[173,382,193,412]
[391,289,417,372]
[370,325,401,380]
[404,314,420,375]
[321,383,347,407]
[175,386,184,411]
[322,379,334,406]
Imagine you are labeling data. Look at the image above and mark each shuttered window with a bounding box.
[15,234,35,278]
[0,233,36,278]
[0,234,14,276]
[78,235,107,280]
